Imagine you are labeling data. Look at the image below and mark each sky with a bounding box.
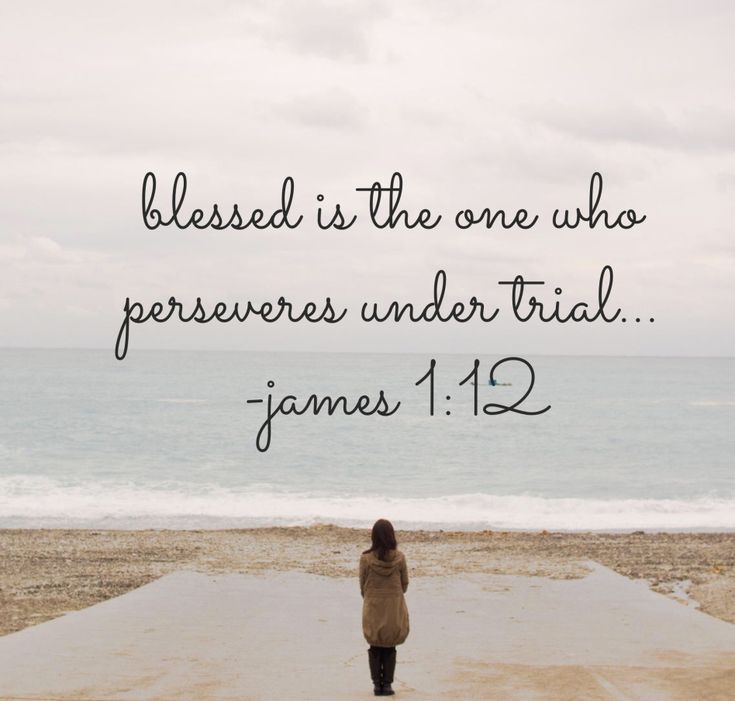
[0,0,734,357]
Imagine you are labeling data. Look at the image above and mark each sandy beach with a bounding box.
[1,527,735,700]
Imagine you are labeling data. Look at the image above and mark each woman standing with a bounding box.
[359,519,409,696]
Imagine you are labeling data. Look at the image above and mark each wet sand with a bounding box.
[1,527,734,637]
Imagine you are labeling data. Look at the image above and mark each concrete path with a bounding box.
[1,563,734,700]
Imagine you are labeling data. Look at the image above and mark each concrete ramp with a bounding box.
[1,564,734,700]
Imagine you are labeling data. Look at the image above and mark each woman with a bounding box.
[359,519,409,696]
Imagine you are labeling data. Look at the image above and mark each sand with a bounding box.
[1,527,734,638]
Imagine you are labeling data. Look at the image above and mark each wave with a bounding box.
[0,475,733,530]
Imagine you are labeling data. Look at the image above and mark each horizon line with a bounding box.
[0,345,733,361]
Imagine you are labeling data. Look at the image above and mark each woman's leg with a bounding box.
[381,647,396,694]
[367,646,382,693]
[382,647,396,682]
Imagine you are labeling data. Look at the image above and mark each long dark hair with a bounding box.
[363,518,397,561]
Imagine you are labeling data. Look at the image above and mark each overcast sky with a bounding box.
[1,0,733,357]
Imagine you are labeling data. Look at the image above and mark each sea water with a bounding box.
[0,349,733,530]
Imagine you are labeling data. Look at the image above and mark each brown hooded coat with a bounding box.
[359,549,410,647]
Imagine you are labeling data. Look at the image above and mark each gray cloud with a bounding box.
[277,88,365,130]
[261,0,389,62]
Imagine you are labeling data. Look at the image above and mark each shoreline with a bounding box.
[3,523,735,533]
[1,526,734,638]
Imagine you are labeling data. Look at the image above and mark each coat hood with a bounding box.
[366,550,402,576]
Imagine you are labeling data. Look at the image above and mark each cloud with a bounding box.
[0,1,733,355]
[0,236,106,266]
[716,172,735,192]
[277,88,365,130]
[526,103,735,153]
[262,0,389,62]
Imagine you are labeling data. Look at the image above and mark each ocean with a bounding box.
[0,349,733,530]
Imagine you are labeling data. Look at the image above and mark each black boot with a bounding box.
[368,647,382,696]
[381,647,397,695]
